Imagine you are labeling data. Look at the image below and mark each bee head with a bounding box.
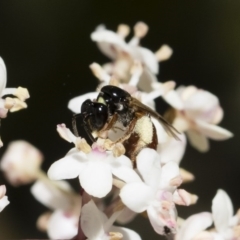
[97,86,131,114]
[81,99,108,131]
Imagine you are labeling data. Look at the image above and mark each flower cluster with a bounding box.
[0,22,235,240]
[0,57,30,146]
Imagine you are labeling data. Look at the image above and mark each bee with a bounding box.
[72,85,179,162]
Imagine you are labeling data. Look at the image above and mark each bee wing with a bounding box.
[130,98,181,140]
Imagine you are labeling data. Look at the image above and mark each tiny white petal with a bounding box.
[187,130,209,152]
[47,210,78,239]
[0,196,9,212]
[135,47,159,74]
[160,161,180,191]
[0,57,7,96]
[163,90,184,110]
[80,162,112,198]
[157,133,186,165]
[117,207,137,224]
[196,120,233,140]
[91,27,129,60]
[68,92,98,113]
[212,189,233,233]
[176,212,213,240]
[31,180,73,210]
[81,200,105,239]
[147,205,177,235]
[120,182,154,213]
[48,153,86,180]
[57,124,76,143]
[136,148,161,189]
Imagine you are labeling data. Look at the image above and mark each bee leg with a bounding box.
[72,114,96,143]
[72,113,82,137]
[98,113,118,134]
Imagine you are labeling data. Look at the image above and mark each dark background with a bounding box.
[0,1,239,239]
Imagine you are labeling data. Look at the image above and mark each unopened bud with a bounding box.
[134,22,149,38]
[37,212,51,232]
[90,63,111,82]
[155,44,173,62]
[180,168,195,183]
[117,24,130,38]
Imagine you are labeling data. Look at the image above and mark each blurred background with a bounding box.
[0,0,239,239]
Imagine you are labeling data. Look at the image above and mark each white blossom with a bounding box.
[119,148,194,235]
[172,86,233,152]
[48,125,139,198]
[0,140,43,186]
[31,179,80,239]
[91,22,173,92]
[81,200,141,240]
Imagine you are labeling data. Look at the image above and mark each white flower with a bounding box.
[91,22,173,92]
[48,125,139,198]
[81,200,141,240]
[172,85,233,152]
[0,140,43,186]
[119,148,193,235]
[210,189,240,239]
[31,179,80,239]
[0,185,9,212]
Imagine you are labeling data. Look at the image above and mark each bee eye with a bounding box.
[117,103,124,111]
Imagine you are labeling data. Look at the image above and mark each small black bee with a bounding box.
[72,85,179,162]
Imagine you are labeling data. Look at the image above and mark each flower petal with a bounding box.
[135,47,159,74]
[0,57,6,96]
[47,210,78,240]
[117,207,137,224]
[136,148,161,189]
[187,130,209,152]
[110,226,142,240]
[120,182,154,213]
[160,161,180,191]
[48,152,86,180]
[163,90,184,110]
[68,92,98,113]
[31,180,73,210]
[0,196,9,212]
[196,120,233,140]
[212,189,233,233]
[184,90,220,122]
[157,133,186,165]
[176,212,212,240]
[81,200,105,239]
[147,204,177,235]
[79,162,112,198]
[91,26,129,60]
[111,164,141,184]
[57,123,76,143]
